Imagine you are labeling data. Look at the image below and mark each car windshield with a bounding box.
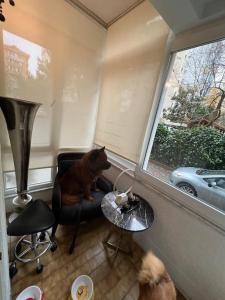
[196,169,225,176]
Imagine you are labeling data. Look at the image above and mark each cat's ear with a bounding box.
[100,146,105,151]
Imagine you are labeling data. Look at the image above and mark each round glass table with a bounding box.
[101,191,154,257]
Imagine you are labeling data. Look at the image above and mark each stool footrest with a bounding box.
[15,232,52,263]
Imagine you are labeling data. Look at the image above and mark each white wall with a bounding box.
[104,165,225,300]
[0,0,107,171]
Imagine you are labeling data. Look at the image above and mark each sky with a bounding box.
[3,30,47,77]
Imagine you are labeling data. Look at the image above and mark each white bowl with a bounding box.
[16,285,43,300]
[71,275,94,300]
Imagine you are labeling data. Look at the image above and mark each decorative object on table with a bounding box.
[101,169,154,259]
[113,168,133,207]
[7,199,57,278]
[0,97,41,209]
[51,152,113,254]
[113,168,141,214]
[16,285,44,300]
[120,192,141,214]
[0,0,15,22]
[70,275,94,300]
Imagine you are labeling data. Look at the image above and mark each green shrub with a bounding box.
[151,124,225,170]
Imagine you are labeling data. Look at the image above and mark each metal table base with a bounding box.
[102,226,133,260]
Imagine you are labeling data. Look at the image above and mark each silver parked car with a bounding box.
[170,167,225,210]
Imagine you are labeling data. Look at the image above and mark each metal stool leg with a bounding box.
[32,234,43,274]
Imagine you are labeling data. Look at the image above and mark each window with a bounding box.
[143,39,225,213]
[4,167,54,196]
[203,177,225,189]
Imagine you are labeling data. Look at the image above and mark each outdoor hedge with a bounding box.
[151,123,225,170]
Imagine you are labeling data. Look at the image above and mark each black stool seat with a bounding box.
[7,200,55,236]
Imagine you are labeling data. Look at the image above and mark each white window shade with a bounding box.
[94,1,169,162]
[0,0,106,171]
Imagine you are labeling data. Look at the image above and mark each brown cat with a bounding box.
[60,147,111,205]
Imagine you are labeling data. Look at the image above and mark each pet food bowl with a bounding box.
[16,285,44,300]
[71,275,94,300]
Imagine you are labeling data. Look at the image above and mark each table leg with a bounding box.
[102,227,133,257]
[102,227,114,244]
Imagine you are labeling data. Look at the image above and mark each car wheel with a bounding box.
[176,182,197,197]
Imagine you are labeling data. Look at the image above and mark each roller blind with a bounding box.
[94,1,169,162]
[0,26,55,170]
[0,0,105,171]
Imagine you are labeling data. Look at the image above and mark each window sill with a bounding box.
[105,149,136,173]
[4,185,53,199]
[135,167,225,234]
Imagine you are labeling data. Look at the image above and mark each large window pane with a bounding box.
[144,39,225,213]
[4,168,53,193]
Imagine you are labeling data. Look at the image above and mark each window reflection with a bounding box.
[3,30,52,102]
[1,30,54,149]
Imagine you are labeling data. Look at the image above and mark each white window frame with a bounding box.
[3,166,56,198]
[0,146,10,300]
[135,31,225,232]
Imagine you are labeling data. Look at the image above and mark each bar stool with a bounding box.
[7,199,57,278]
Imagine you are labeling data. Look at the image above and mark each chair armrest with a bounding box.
[96,176,113,193]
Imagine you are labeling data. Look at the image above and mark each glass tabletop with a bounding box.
[101,191,154,232]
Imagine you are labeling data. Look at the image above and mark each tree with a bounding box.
[151,124,225,170]
[164,40,225,127]
[32,49,52,102]
[163,86,213,125]
[36,49,51,80]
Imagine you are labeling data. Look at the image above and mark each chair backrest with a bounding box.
[57,152,85,177]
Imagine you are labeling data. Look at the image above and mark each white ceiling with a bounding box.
[66,0,145,28]
[66,0,225,32]
[150,0,225,33]
[80,0,141,23]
